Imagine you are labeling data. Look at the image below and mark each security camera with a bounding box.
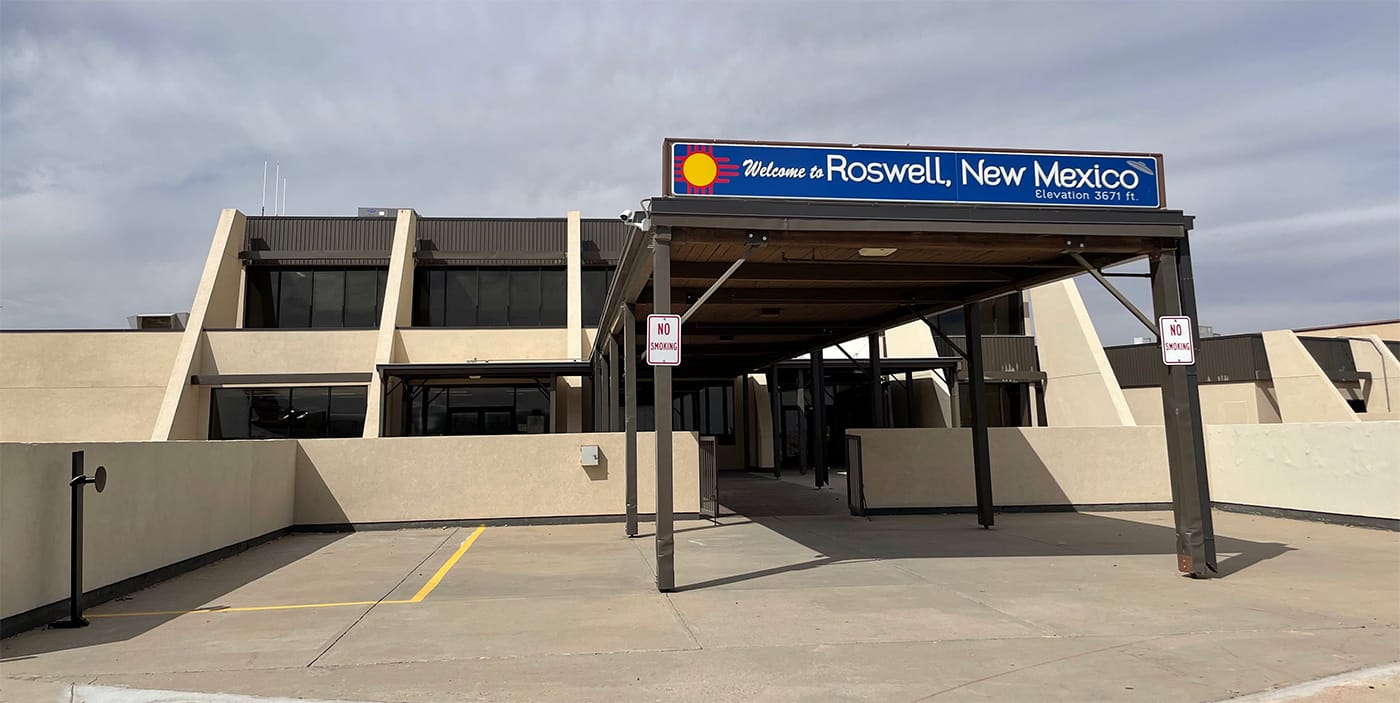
[619,209,633,222]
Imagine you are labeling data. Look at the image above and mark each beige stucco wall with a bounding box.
[202,330,377,375]
[1208,421,1400,519]
[0,440,296,621]
[0,332,182,441]
[1028,280,1135,426]
[853,422,1399,520]
[293,432,701,525]
[1123,382,1281,426]
[1261,330,1358,422]
[1296,321,1400,341]
[363,209,417,437]
[394,328,568,363]
[852,427,1170,509]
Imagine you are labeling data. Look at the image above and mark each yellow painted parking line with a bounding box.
[86,526,486,619]
[409,524,486,602]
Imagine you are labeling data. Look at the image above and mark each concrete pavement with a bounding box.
[2,491,1397,702]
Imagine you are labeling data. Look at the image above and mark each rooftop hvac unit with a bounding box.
[357,207,399,217]
[127,313,189,331]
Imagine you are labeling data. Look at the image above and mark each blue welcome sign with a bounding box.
[667,140,1164,208]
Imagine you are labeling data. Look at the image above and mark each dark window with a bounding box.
[477,270,510,326]
[277,271,314,328]
[210,386,366,439]
[957,381,1032,427]
[344,270,380,328]
[311,271,345,328]
[541,269,567,327]
[934,292,1025,336]
[404,384,551,436]
[412,267,568,328]
[445,269,478,327]
[244,268,386,329]
[509,269,542,326]
[635,381,735,443]
[582,268,613,326]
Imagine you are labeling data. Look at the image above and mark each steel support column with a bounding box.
[623,305,639,538]
[868,333,884,428]
[904,370,915,427]
[811,353,828,488]
[1151,249,1216,577]
[608,335,621,432]
[1176,236,1218,570]
[768,364,782,478]
[742,375,751,469]
[653,229,675,592]
[965,301,994,528]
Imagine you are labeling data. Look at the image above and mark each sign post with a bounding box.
[647,314,681,367]
[1159,315,1195,366]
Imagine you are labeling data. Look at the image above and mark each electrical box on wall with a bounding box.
[580,445,600,467]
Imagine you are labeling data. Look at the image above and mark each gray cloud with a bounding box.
[2,0,1397,341]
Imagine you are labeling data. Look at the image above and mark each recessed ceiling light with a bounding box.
[859,247,898,257]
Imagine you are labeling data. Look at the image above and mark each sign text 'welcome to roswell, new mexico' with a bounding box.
[667,140,1165,208]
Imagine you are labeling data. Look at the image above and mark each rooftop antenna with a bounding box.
[281,176,287,216]
[274,162,281,215]
[260,161,268,215]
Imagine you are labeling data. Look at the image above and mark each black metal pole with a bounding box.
[1176,235,1217,571]
[623,306,638,537]
[904,370,915,427]
[768,365,781,478]
[868,333,884,428]
[55,451,89,628]
[966,302,995,528]
[653,229,675,592]
[812,353,828,488]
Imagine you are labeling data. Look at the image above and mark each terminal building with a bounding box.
[3,140,1397,630]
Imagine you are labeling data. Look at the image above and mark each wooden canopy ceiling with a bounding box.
[598,198,1194,378]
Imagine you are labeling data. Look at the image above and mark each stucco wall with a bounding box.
[852,427,1171,509]
[852,422,1399,520]
[1028,281,1136,426]
[202,330,377,375]
[293,431,701,526]
[0,332,182,441]
[1208,421,1400,519]
[0,440,296,622]
[1123,382,1281,426]
[394,328,569,362]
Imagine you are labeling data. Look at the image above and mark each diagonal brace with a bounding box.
[1070,252,1157,335]
[680,236,765,324]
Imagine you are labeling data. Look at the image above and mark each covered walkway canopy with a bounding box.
[589,139,1216,591]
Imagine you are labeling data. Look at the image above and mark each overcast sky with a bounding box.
[1,0,1397,342]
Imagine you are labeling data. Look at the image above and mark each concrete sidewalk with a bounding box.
[3,509,1397,702]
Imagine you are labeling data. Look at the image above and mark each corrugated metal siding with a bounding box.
[1300,336,1361,382]
[244,217,394,255]
[940,335,1040,380]
[581,220,631,264]
[417,218,566,262]
[1106,334,1271,388]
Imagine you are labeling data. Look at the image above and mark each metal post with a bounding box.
[624,306,638,537]
[904,370,915,427]
[608,335,621,432]
[797,368,808,475]
[1152,249,1216,577]
[868,333,884,428]
[768,365,782,478]
[812,353,828,488]
[1177,236,1218,571]
[54,451,89,628]
[965,302,995,528]
[742,375,751,469]
[947,367,961,429]
[653,230,675,592]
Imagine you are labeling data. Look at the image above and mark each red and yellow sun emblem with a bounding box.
[673,144,740,195]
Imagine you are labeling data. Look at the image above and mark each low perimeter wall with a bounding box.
[0,432,700,628]
[293,432,701,526]
[851,422,1400,521]
[0,440,296,623]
